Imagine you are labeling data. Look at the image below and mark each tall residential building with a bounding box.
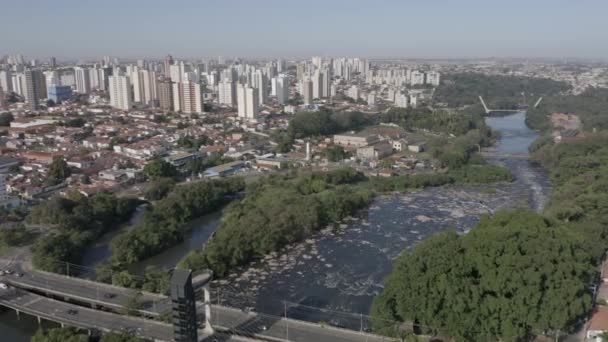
[142,70,158,106]
[74,67,91,93]
[276,75,289,105]
[0,86,5,109]
[218,81,236,106]
[49,57,56,69]
[296,63,306,81]
[44,70,59,91]
[426,71,441,86]
[237,84,259,119]
[348,85,359,101]
[108,75,132,110]
[301,78,313,105]
[410,71,425,85]
[0,70,12,93]
[24,69,44,110]
[321,68,331,98]
[172,82,183,112]
[181,81,204,114]
[48,85,72,103]
[164,55,173,77]
[158,77,173,112]
[131,69,144,103]
[312,69,323,99]
[395,93,409,108]
[252,70,267,105]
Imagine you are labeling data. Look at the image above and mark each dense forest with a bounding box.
[433,73,571,108]
[526,87,608,131]
[371,211,593,341]
[379,107,489,136]
[28,192,140,273]
[109,177,244,266]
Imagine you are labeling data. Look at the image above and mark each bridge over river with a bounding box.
[0,266,395,342]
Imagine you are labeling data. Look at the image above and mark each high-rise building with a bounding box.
[172,82,183,112]
[142,70,158,106]
[348,85,359,101]
[171,269,198,342]
[49,57,56,69]
[0,70,12,93]
[44,70,60,91]
[237,84,258,119]
[312,69,322,99]
[367,92,376,106]
[301,78,313,105]
[109,75,132,110]
[276,75,289,105]
[426,71,440,86]
[24,69,44,110]
[158,77,173,112]
[48,85,73,103]
[410,71,425,85]
[296,63,306,81]
[252,70,267,105]
[74,67,91,94]
[218,81,236,106]
[181,81,204,114]
[321,68,331,98]
[164,55,173,77]
[0,86,5,109]
[395,93,409,108]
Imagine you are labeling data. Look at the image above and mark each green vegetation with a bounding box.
[31,327,89,342]
[143,177,176,200]
[178,169,372,276]
[143,158,178,179]
[380,107,489,136]
[30,328,143,342]
[45,157,72,186]
[177,134,211,150]
[530,132,608,260]
[28,192,140,273]
[109,178,244,266]
[0,224,36,248]
[323,145,351,162]
[122,290,143,316]
[372,211,592,341]
[0,112,14,126]
[527,87,608,131]
[433,73,570,108]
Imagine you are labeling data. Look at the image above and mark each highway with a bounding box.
[0,269,396,341]
[0,287,173,341]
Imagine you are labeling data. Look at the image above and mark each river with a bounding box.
[0,112,551,339]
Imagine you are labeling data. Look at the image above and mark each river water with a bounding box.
[0,112,551,339]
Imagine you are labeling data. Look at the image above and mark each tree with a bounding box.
[46,99,56,107]
[143,158,178,179]
[31,327,88,342]
[100,332,144,342]
[144,177,176,200]
[324,145,349,162]
[0,112,14,126]
[46,157,72,186]
[372,211,593,341]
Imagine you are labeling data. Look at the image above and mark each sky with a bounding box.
[1,0,607,60]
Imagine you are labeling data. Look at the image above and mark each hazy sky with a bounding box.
[1,0,607,60]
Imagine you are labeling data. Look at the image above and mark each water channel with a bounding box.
[0,112,551,340]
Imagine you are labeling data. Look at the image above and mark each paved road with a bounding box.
[1,269,395,342]
[0,287,173,341]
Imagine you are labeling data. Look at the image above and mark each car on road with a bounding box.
[4,270,12,275]
[14,272,23,277]
[0,283,8,290]
[66,309,78,315]
[104,293,117,299]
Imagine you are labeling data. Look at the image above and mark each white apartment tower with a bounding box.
[276,75,289,105]
[218,81,236,106]
[181,81,204,114]
[301,78,313,105]
[237,84,259,119]
[74,67,91,94]
[109,75,132,110]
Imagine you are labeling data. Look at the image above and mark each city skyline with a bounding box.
[1,0,608,60]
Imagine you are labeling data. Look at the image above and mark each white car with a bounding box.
[0,283,8,290]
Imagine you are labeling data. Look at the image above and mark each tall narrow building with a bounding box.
[181,81,204,114]
[23,69,44,110]
[158,77,173,112]
[108,75,132,110]
[237,84,258,119]
[218,80,236,106]
[74,67,91,94]
[0,86,5,109]
[252,70,268,105]
[301,78,313,105]
[276,75,289,105]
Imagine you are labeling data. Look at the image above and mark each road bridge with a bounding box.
[0,269,396,341]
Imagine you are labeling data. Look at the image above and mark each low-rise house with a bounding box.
[334,133,380,148]
[408,141,426,153]
[357,140,393,160]
[391,139,409,152]
[587,306,608,341]
[203,160,247,178]
[166,151,204,167]
[256,158,286,170]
